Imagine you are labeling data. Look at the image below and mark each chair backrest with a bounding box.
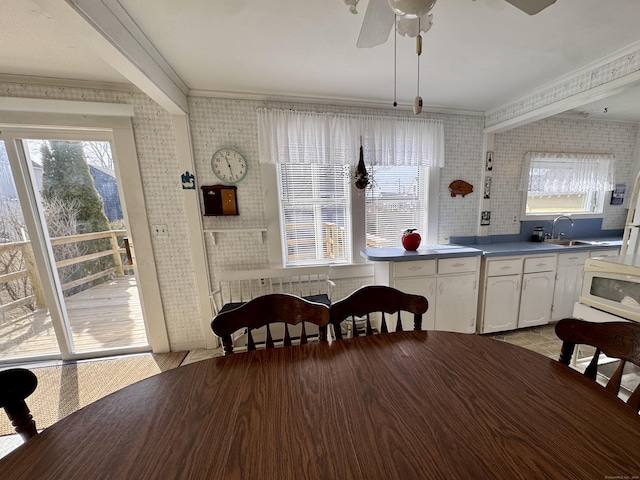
[0,368,38,441]
[211,293,331,354]
[330,285,428,340]
[210,266,333,314]
[555,318,640,412]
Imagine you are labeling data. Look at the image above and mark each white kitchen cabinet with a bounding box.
[551,251,590,321]
[374,255,480,333]
[478,257,523,334]
[479,254,557,333]
[434,257,479,333]
[481,274,521,333]
[518,256,557,328]
[435,273,478,333]
[519,271,556,327]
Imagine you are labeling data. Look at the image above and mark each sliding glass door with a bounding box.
[0,128,149,364]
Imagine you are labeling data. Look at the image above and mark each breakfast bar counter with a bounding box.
[361,244,482,262]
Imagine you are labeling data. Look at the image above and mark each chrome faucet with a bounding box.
[551,215,574,239]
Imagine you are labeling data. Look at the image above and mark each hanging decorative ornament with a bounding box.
[413,19,423,115]
[354,139,370,190]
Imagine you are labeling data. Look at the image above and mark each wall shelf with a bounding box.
[203,228,267,245]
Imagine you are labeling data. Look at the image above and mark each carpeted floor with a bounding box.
[0,351,187,437]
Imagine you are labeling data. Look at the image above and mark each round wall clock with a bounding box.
[211,148,247,184]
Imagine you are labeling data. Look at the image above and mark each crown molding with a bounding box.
[188,89,484,117]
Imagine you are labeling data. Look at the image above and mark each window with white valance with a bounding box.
[257,109,444,167]
[519,152,615,217]
[257,108,444,266]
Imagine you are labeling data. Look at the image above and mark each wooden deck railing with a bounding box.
[285,222,347,261]
[0,230,133,316]
[284,222,393,261]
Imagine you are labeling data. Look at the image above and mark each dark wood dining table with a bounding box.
[2,330,640,479]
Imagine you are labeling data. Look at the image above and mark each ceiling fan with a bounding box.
[345,0,557,48]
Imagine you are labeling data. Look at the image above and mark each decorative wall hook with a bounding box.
[181,171,195,189]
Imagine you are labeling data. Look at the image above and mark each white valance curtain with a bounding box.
[519,152,616,193]
[257,108,445,167]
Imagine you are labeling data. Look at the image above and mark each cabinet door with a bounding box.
[434,273,477,334]
[519,271,555,328]
[393,277,437,330]
[482,275,520,334]
[551,264,584,320]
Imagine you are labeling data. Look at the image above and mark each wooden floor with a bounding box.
[0,276,148,362]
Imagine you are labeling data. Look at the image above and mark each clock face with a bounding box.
[211,148,247,184]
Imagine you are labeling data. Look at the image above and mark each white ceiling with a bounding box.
[4,0,640,122]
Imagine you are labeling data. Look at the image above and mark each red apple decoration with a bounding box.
[402,229,421,251]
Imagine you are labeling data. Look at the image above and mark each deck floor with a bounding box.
[0,276,148,362]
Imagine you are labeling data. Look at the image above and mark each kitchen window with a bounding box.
[258,109,444,266]
[519,152,615,217]
[365,165,429,249]
[278,163,351,264]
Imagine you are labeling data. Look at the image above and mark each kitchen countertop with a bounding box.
[361,245,483,262]
[361,237,622,261]
[468,237,622,257]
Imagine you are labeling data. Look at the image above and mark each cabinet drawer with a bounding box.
[523,255,557,273]
[557,251,589,267]
[438,256,479,275]
[393,260,436,278]
[486,258,522,277]
[589,249,619,258]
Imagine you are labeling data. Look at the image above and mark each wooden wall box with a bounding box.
[201,185,239,216]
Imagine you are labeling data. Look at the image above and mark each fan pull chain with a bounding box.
[413,17,423,115]
[393,15,397,108]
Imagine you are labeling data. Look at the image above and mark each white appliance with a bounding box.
[572,170,640,323]
[621,170,640,256]
[578,255,640,322]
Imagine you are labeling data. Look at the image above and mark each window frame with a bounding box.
[277,163,352,266]
[263,163,440,268]
[520,155,611,220]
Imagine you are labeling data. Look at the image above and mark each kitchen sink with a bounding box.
[544,239,591,246]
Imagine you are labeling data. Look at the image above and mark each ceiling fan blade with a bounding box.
[504,0,556,15]
[357,0,395,48]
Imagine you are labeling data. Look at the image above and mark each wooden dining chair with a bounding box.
[211,293,331,354]
[330,285,428,340]
[555,318,640,412]
[0,368,39,441]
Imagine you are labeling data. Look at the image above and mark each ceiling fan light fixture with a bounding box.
[396,13,432,38]
[387,0,437,18]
